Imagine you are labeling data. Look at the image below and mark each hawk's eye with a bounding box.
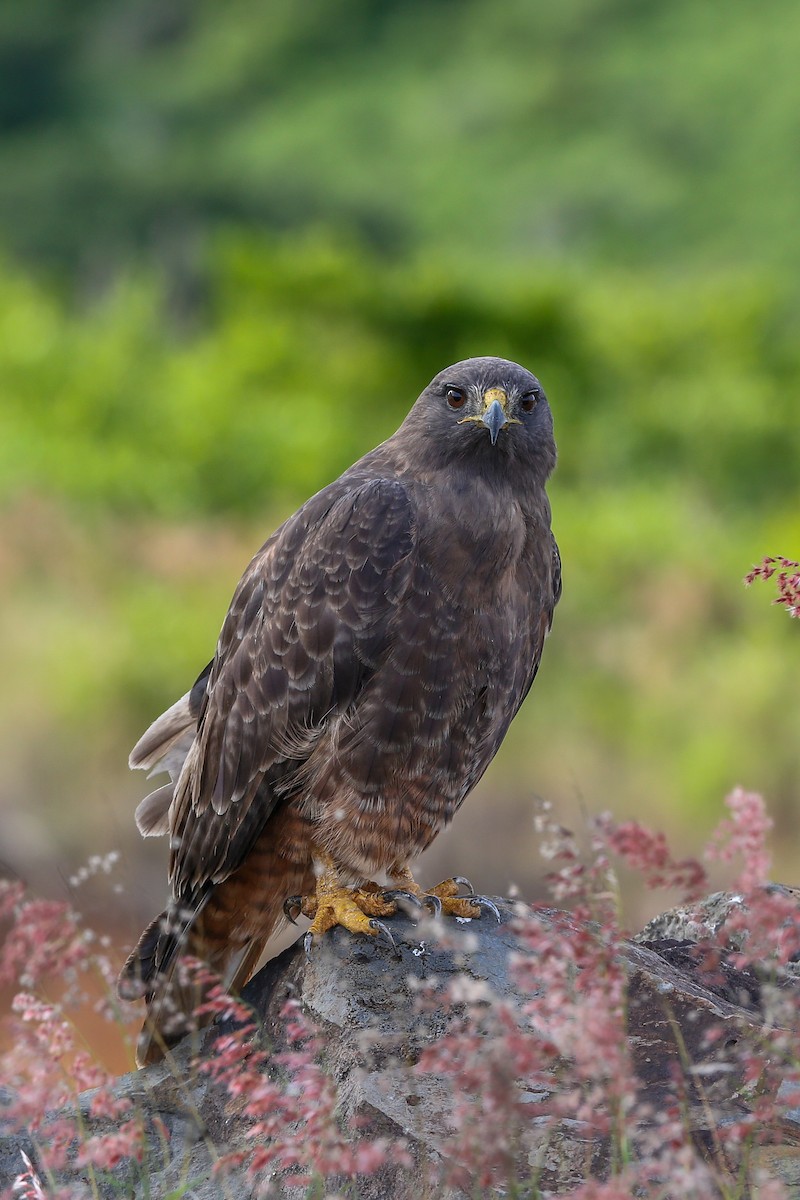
[521,392,538,413]
[445,386,465,410]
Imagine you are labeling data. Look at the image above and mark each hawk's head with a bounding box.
[403,356,556,482]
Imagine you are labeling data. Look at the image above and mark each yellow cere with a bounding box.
[482,387,508,408]
[458,386,522,429]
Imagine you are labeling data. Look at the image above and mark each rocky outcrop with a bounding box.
[3,893,799,1198]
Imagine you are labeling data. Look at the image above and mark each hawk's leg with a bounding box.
[284,851,397,954]
[386,864,500,922]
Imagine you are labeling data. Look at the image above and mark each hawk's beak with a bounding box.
[457,386,519,443]
[482,388,509,446]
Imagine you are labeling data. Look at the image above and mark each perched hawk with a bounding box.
[118,356,561,1064]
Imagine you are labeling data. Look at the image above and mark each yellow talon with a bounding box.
[416,878,481,919]
[306,886,395,937]
[291,850,398,955]
[383,873,484,916]
[290,853,499,962]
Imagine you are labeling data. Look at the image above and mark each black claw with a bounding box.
[283,895,303,925]
[473,896,502,923]
[423,893,443,919]
[303,930,314,960]
[369,919,398,953]
[382,888,424,915]
[452,875,475,896]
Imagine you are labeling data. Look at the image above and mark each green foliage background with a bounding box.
[0,0,798,926]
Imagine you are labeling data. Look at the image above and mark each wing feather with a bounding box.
[167,476,416,898]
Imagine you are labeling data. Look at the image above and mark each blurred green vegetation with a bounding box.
[0,0,799,922]
[2,0,800,277]
[3,237,799,518]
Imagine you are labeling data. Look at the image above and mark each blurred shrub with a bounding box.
[3,0,800,280]
[1,235,798,519]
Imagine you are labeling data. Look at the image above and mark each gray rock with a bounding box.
[3,896,800,1198]
[636,884,800,950]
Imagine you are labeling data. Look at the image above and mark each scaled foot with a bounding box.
[384,869,501,922]
[284,878,398,957]
[284,863,501,958]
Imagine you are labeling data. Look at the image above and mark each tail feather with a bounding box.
[130,931,268,1068]
[134,784,173,837]
[117,891,283,1068]
[120,792,313,1067]
[129,692,196,776]
[118,913,167,1001]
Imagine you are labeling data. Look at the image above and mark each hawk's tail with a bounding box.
[117,895,275,1068]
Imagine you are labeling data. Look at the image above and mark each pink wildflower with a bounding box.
[705,787,773,894]
[11,1151,48,1200]
[745,555,800,617]
[598,814,708,899]
[199,993,410,1189]
[73,1118,144,1169]
[0,898,89,989]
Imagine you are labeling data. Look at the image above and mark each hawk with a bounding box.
[118,356,561,1065]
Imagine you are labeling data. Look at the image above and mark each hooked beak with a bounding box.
[481,387,509,446]
[457,386,519,445]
